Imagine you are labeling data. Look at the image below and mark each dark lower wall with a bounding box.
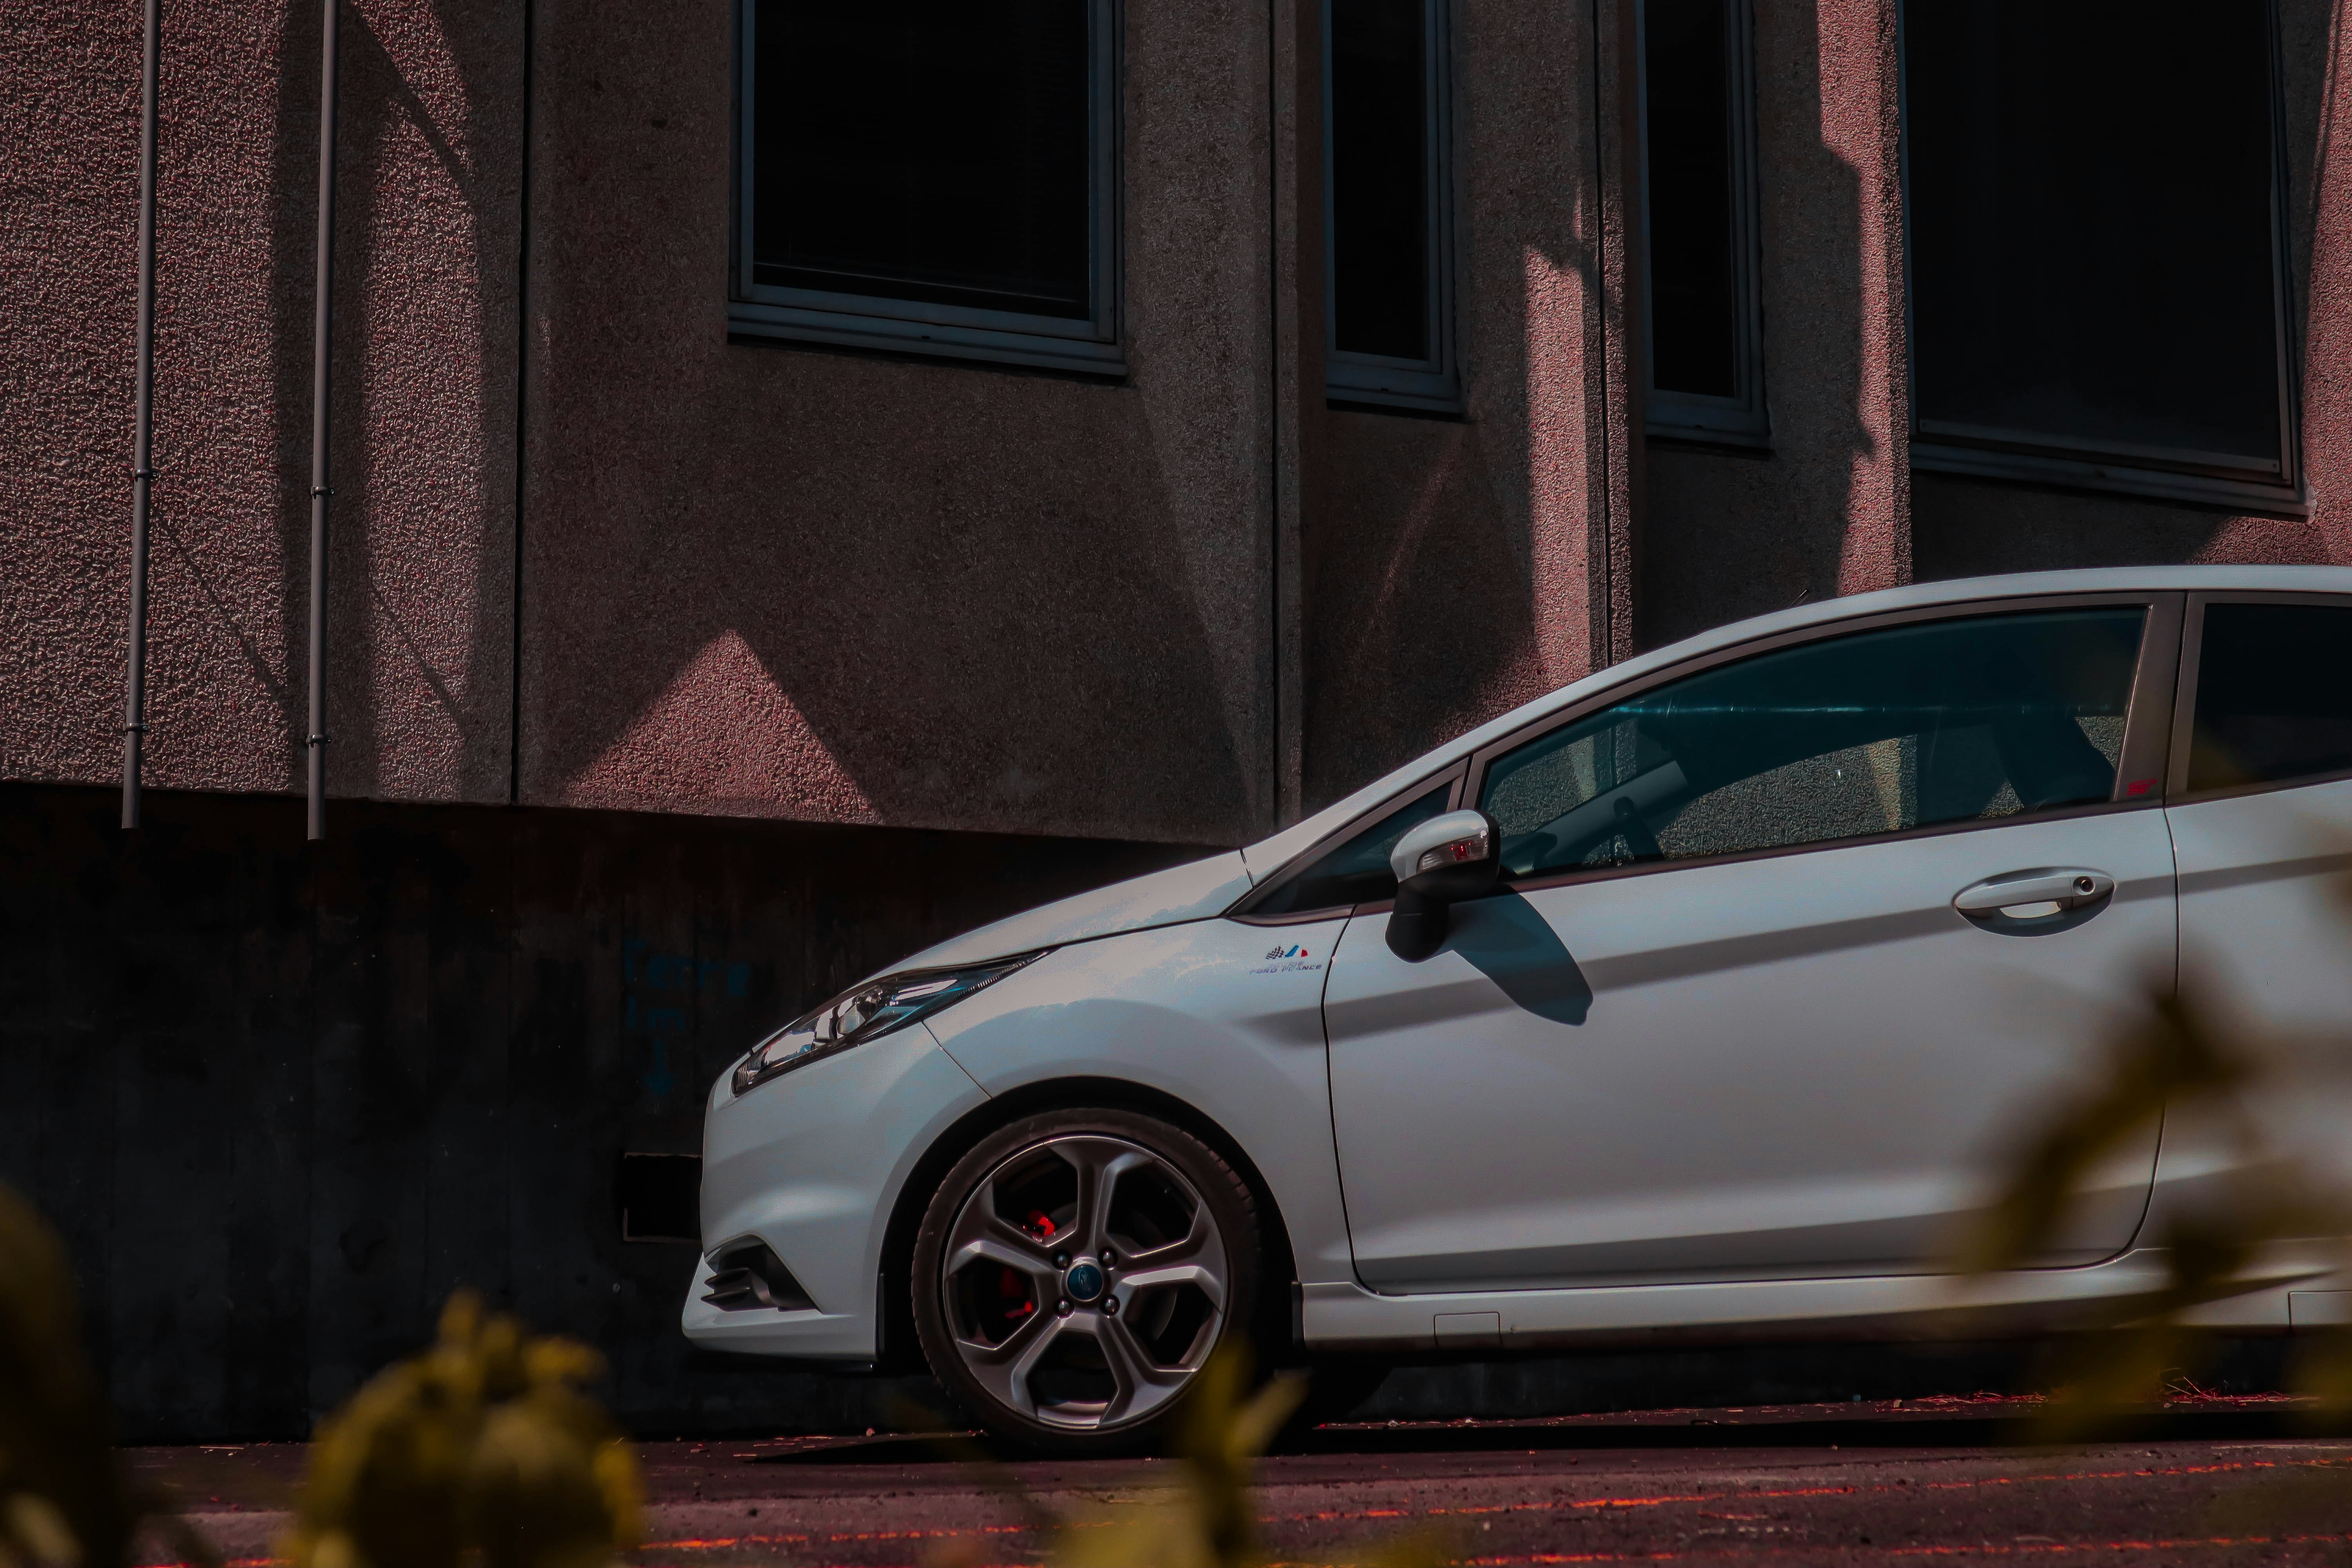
[0,783,1197,1442]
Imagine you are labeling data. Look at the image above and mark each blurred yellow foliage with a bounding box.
[923,1347,1438,1568]
[280,1292,643,1568]
[1044,1350,1305,1568]
[1959,975,2352,1441]
[0,1181,215,1568]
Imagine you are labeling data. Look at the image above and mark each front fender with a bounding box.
[922,917,1357,1285]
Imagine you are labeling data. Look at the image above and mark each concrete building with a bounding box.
[2,0,2343,1437]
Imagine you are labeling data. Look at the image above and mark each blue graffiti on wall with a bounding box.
[623,939,753,1100]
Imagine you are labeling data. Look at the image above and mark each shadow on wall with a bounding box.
[243,0,1247,838]
[1301,0,1626,812]
[1639,0,1877,652]
[504,2,1264,848]
[266,0,517,804]
[524,413,1250,846]
[1912,475,2332,579]
[1305,416,1548,808]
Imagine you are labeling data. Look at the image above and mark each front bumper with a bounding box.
[681,1020,988,1360]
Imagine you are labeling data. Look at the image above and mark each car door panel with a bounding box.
[2161,596,2352,1214]
[1325,809,2174,1292]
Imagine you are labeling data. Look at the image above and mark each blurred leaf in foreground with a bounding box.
[1046,1349,1305,1568]
[1957,965,2352,1442]
[280,1291,642,1568]
[0,1181,218,1568]
[1958,987,2262,1279]
[924,1346,1440,1568]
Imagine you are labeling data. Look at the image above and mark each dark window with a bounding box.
[734,0,1120,371]
[1326,0,1456,408]
[1479,609,2145,879]
[1332,0,1427,359]
[1641,0,1762,436]
[1906,0,2292,494]
[1252,783,1455,916]
[2189,604,2352,792]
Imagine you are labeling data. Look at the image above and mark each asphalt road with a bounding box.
[135,1399,2352,1568]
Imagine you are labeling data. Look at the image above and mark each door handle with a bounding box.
[1953,867,2115,920]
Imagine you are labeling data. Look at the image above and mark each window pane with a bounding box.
[2189,604,2352,792]
[751,0,1093,319]
[1331,0,1430,360]
[1645,0,1737,399]
[1907,0,2282,464]
[1255,783,1454,915]
[1480,609,2145,878]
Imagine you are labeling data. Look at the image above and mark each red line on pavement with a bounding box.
[1459,1533,2352,1564]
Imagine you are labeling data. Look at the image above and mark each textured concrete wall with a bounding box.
[517,2,1278,847]
[0,782,1194,1441]
[1639,0,1910,651]
[16,0,2352,833]
[1299,0,1621,810]
[1646,0,2352,647]
[0,0,521,804]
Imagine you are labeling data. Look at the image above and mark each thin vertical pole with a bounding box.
[305,0,339,842]
[121,0,162,830]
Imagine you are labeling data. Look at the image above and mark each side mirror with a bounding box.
[1385,809,1501,961]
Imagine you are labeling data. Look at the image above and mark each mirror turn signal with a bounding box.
[1385,808,1502,961]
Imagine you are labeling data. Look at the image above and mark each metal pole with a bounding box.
[121,0,162,830]
[305,0,339,842]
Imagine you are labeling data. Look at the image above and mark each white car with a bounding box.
[684,567,2352,1450]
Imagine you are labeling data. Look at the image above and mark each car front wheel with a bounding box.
[910,1107,1260,1452]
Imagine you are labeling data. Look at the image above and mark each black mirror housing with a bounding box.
[1384,809,1501,961]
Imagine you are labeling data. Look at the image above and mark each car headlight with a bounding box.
[730,951,1045,1096]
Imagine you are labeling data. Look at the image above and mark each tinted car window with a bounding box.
[1250,783,1455,916]
[2189,603,2352,792]
[1479,608,2145,878]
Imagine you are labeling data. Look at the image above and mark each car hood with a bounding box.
[891,851,1256,973]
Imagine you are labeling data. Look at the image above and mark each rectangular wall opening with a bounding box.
[1905,0,2297,506]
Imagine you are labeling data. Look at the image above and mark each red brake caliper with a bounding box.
[1002,1209,1058,1322]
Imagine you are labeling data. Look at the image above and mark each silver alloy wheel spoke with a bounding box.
[955,1304,1064,1419]
[944,1185,1063,1291]
[1091,1310,1189,1426]
[1117,1198,1214,1269]
[941,1133,1228,1432]
[1109,1261,1225,1313]
[1064,1141,1153,1259]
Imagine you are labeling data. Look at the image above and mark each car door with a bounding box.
[1321,595,2182,1294]
[2164,593,2352,1199]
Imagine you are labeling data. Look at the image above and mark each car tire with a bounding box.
[911,1107,1262,1454]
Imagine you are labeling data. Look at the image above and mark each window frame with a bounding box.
[727,0,1127,375]
[2166,591,2352,802]
[1899,0,2303,511]
[1461,591,2184,896]
[1228,763,1467,924]
[1637,0,1768,446]
[1321,0,1461,413]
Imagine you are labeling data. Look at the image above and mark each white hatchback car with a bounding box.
[684,567,2352,1450]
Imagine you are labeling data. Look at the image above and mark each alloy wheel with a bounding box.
[936,1134,1229,1432]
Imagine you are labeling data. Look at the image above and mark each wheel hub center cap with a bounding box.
[1062,1258,1106,1303]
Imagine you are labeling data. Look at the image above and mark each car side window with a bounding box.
[2188,603,2352,793]
[1478,608,2147,879]
[1249,783,1455,915]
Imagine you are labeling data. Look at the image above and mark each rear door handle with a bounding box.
[1953,867,2115,920]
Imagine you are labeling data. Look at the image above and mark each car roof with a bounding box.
[1239,564,2352,880]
